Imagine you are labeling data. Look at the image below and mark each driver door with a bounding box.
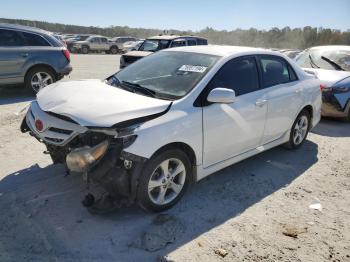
[202,56,268,167]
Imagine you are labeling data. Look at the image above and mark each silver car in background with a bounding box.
[0,23,72,93]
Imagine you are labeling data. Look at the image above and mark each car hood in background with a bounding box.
[123,50,153,58]
[36,80,171,127]
[303,68,350,86]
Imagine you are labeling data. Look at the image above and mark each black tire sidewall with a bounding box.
[136,149,192,212]
[25,66,56,94]
[82,46,89,54]
[110,46,118,54]
[287,110,311,149]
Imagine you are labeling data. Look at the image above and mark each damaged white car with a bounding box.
[21,46,321,212]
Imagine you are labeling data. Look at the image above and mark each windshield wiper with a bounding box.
[121,81,157,98]
[321,56,345,71]
[309,54,320,69]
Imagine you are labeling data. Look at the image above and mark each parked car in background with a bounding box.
[0,23,72,93]
[281,49,301,59]
[72,35,120,54]
[53,34,67,47]
[296,45,350,121]
[65,34,91,52]
[21,46,321,212]
[110,36,138,53]
[119,35,208,68]
[122,40,144,53]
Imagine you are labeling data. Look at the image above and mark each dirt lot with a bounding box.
[0,54,349,262]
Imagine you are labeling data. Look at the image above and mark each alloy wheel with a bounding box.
[147,158,186,206]
[293,115,308,145]
[31,72,53,93]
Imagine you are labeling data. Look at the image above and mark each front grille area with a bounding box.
[45,137,64,143]
[49,127,73,135]
[26,101,88,146]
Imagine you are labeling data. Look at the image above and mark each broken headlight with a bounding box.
[66,140,109,172]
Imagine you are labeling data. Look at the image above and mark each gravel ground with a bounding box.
[0,54,349,262]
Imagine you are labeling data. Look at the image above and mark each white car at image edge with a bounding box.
[21,45,321,212]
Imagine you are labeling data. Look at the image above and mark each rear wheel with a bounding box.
[137,149,191,212]
[25,66,56,94]
[81,46,89,54]
[284,110,310,149]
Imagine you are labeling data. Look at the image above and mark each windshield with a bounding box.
[109,51,220,100]
[296,48,350,71]
[138,39,171,52]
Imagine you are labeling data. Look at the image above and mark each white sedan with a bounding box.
[21,45,321,212]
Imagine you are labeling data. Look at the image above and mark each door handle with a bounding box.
[255,99,267,107]
[21,53,29,57]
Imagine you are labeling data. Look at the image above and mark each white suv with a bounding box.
[21,46,321,212]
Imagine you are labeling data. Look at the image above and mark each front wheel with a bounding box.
[81,46,89,54]
[284,110,310,149]
[136,149,191,212]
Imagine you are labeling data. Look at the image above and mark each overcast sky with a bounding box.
[1,0,349,31]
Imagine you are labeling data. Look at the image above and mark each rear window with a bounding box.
[0,29,24,46]
[22,32,50,46]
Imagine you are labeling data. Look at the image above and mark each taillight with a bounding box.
[63,49,70,61]
[320,84,326,91]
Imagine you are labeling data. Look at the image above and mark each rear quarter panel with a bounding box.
[22,47,69,77]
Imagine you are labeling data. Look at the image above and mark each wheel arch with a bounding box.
[25,63,58,80]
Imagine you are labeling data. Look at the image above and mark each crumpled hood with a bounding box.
[303,68,350,86]
[36,79,171,127]
[123,50,153,58]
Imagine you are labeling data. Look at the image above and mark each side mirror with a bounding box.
[207,88,236,104]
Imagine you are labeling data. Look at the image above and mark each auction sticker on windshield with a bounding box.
[178,65,208,73]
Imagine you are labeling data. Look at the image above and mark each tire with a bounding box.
[136,149,192,212]
[109,46,118,54]
[25,66,56,94]
[81,45,89,54]
[284,109,311,149]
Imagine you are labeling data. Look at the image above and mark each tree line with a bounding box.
[1,18,349,49]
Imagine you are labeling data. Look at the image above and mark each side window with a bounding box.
[187,39,197,46]
[21,32,50,46]
[259,56,298,88]
[171,39,186,47]
[208,57,259,96]
[90,38,99,43]
[197,39,208,45]
[0,29,24,46]
[100,38,107,43]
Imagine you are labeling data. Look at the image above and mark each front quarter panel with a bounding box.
[123,103,203,165]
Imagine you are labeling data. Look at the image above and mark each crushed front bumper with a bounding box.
[21,102,147,200]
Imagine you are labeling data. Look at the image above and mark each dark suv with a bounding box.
[0,23,72,93]
[120,35,208,68]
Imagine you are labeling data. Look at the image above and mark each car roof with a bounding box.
[0,23,52,35]
[147,35,206,40]
[164,45,274,57]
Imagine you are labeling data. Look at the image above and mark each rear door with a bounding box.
[0,28,27,83]
[257,55,303,144]
[202,56,268,167]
